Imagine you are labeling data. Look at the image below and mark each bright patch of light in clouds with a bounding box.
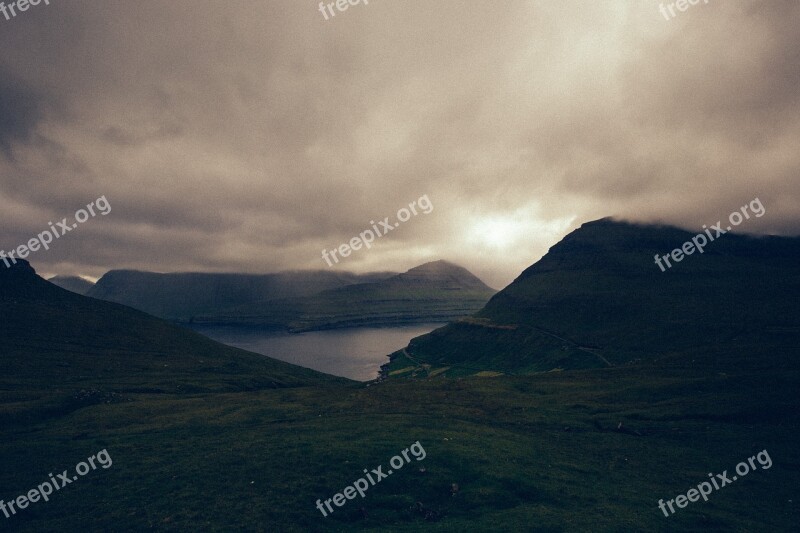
[451,207,576,287]
[468,209,576,252]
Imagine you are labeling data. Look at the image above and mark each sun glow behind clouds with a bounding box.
[467,210,577,252]
[448,208,577,288]
[469,217,523,249]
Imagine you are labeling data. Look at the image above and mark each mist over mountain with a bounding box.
[47,275,96,295]
[87,269,396,320]
[193,260,497,331]
[384,219,800,378]
[383,260,495,290]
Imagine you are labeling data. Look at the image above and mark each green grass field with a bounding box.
[1,346,797,531]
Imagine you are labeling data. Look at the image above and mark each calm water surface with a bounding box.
[192,324,445,381]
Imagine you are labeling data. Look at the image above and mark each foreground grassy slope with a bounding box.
[1,341,797,531]
[194,261,497,332]
[384,219,800,378]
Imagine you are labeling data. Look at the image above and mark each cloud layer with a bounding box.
[1,0,798,288]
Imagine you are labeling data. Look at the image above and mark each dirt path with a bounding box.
[529,326,613,367]
[460,318,613,368]
[402,348,515,377]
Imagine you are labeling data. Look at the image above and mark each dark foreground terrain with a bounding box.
[1,351,797,531]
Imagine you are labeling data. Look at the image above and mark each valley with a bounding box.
[2,219,798,530]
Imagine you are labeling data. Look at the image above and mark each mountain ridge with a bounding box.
[383,218,800,378]
[192,260,497,331]
[87,268,397,320]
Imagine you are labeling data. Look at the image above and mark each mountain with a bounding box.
[383,219,800,378]
[87,269,396,320]
[0,260,347,422]
[47,275,95,295]
[192,260,497,331]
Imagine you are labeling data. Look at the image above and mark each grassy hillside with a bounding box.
[383,219,800,378]
[87,269,396,320]
[194,261,497,331]
[0,261,348,429]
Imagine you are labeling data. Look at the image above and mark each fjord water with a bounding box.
[192,324,445,381]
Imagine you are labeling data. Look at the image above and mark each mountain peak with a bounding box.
[0,258,36,278]
[1,259,73,300]
[395,260,493,291]
[384,220,800,378]
[408,260,461,271]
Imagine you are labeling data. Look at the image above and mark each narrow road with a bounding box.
[402,348,431,376]
[402,349,516,376]
[529,326,613,367]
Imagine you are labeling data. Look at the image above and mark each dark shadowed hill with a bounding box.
[384,219,800,378]
[47,275,95,295]
[0,260,348,422]
[87,269,396,320]
[192,260,497,331]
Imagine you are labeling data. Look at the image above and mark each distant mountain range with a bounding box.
[192,260,496,331]
[86,268,396,320]
[383,219,800,378]
[86,260,496,332]
[47,275,96,295]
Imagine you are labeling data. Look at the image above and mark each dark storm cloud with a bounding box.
[0,68,43,158]
[0,0,797,288]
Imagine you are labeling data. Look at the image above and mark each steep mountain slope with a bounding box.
[384,219,800,378]
[87,269,396,320]
[47,275,95,295]
[193,260,497,331]
[0,260,347,423]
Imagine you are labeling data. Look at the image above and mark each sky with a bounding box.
[0,0,798,289]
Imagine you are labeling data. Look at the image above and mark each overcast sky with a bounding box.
[1,0,798,288]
